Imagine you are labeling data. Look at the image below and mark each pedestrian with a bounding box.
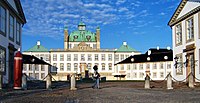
[92,65,100,89]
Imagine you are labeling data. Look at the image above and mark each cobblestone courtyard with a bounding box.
[1,82,200,103]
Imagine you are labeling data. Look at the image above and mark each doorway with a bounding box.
[186,52,195,77]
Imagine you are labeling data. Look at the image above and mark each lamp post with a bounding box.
[174,56,178,69]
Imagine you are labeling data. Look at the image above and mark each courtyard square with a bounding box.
[1,81,200,103]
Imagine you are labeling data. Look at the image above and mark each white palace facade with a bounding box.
[23,23,141,80]
[168,0,200,81]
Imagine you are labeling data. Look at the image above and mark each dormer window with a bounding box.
[86,35,91,41]
[74,35,78,39]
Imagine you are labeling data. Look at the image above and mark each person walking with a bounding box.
[92,65,100,89]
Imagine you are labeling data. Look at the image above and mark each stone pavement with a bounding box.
[1,82,200,103]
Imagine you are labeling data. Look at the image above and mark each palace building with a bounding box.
[168,0,200,81]
[114,48,173,80]
[23,22,141,80]
[0,0,26,87]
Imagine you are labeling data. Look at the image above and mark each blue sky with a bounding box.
[21,0,181,53]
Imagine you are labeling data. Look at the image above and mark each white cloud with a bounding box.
[116,0,126,5]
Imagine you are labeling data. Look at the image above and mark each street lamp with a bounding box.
[174,56,178,69]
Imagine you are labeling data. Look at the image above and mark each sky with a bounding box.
[21,0,181,53]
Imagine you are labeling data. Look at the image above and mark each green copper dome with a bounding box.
[69,30,96,42]
[69,22,96,42]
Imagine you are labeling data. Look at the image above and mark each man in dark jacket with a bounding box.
[92,65,100,89]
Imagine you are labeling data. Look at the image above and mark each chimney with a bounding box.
[157,46,159,50]
[37,41,40,49]
[167,46,170,50]
[148,50,151,55]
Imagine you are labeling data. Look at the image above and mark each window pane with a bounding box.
[9,15,14,39]
[0,6,6,33]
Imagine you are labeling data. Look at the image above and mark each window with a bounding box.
[160,72,164,78]
[133,64,137,70]
[67,54,71,61]
[29,73,33,78]
[88,63,92,70]
[121,65,124,70]
[153,63,157,69]
[139,72,144,78]
[127,64,130,70]
[139,64,143,70]
[175,24,182,45]
[160,63,164,69]
[41,73,45,79]
[53,54,57,61]
[53,63,57,71]
[120,54,124,60]
[102,63,105,71]
[133,72,137,78]
[115,54,119,61]
[45,54,49,61]
[9,15,14,40]
[41,65,45,71]
[125,55,129,58]
[67,63,71,71]
[60,63,64,71]
[16,22,21,44]
[95,54,98,61]
[176,54,183,75]
[23,64,27,71]
[88,54,92,61]
[60,54,64,61]
[81,54,85,61]
[109,63,112,70]
[29,64,32,71]
[35,65,39,71]
[108,54,112,61]
[35,73,39,79]
[40,54,44,60]
[95,63,99,69]
[0,46,6,73]
[101,54,105,61]
[74,54,78,61]
[0,6,6,35]
[167,63,171,69]
[146,64,150,70]
[186,18,194,41]
[74,63,78,71]
[93,44,97,49]
[153,72,157,78]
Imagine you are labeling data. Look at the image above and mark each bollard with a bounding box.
[189,73,194,88]
[46,74,52,89]
[22,73,27,90]
[145,75,150,89]
[167,73,173,89]
[70,73,77,90]
[0,74,2,89]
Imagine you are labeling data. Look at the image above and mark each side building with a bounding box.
[114,48,173,80]
[23,22,141,80]
[0,0,26,87]
[168,0,200,81]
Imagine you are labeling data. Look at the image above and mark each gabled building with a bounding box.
[114,48,173,80]
[23,23,141,80]
[168,0,200,81]
[0,0,26,87]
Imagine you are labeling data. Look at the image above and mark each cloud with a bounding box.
[116,0,126,5]
[20,0,179,39]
